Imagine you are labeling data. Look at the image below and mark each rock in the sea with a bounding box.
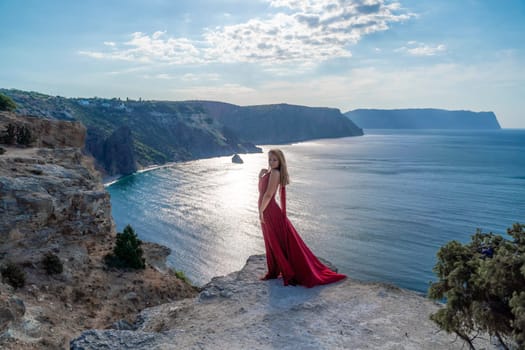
[231,154,243,164]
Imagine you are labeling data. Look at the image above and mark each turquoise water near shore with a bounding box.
[108,129,525,293]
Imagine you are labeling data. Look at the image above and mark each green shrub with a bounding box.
[0,147,5,155]
[42,252,63,275]
[172,269,191,284]
[428,223,525,349]
[1,262,26,289]
[105,225,145,269]
[0,93,16,112]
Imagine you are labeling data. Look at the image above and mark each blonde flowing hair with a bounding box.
[268,149,290,187]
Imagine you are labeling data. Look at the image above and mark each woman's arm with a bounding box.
[259,170,280,220]
[259,168,268,178]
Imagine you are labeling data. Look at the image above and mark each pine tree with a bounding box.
[105,224,145,269]
[428,223,525,349]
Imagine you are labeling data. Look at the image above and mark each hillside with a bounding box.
[345,109,501,129]
[1,89,261,177]
[188,101,364,144]
[1,89,363,177]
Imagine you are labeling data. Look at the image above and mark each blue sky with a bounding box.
[1,0,524,127]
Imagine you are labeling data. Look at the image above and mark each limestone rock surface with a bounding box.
[71,255,496,350]
[0,112,198,349]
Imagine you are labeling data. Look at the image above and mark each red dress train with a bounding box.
[258,172,347,288]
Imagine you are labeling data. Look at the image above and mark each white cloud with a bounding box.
[181,73,221,81]
[79,0,413,67]
[396,41,447,56]
[79,31,204,64]
[143,73,174,80]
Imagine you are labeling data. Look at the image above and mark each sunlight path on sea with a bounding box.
[108,130,525,292]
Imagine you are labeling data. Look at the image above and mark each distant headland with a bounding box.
[345,108,501,130]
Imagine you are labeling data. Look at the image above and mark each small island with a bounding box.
[232,154,243,164]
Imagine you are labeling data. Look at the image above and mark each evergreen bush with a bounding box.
[42,252,63,275]
[105,224,145,269]
[1,262,26,289]
[0,93,16,112]
[428,223,525,349]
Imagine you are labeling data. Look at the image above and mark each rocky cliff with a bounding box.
[1,89,262,177]
[71,255,495,349]
[1,89,364,179]
[0,112,197,349]
[345,109,501,129]
[86,125,136,176]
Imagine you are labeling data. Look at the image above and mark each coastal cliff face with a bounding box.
[2,89,364,179]
[0,89,262,177]
[71,255,495,350]
[345,109,501,129]
[0,112,197,349]
[190,101,364,144]
[86,125,136,176]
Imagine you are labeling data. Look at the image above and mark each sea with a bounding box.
[107,129,525,293]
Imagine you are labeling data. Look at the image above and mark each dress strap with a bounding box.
[280,185,286,217]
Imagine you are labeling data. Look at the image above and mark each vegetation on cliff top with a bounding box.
[0,93,16,112]
[429,223,525,349]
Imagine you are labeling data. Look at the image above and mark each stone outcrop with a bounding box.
[0,112,110,244]
[0,112,198,349]
[0,112,85,148]
[231,154,243,164]
[71,255,495,350]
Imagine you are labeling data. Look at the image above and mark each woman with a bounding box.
[258,149,346,287]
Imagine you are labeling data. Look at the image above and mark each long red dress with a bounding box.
[258,172,347,288]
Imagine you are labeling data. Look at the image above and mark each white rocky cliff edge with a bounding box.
[71,254,495,349]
